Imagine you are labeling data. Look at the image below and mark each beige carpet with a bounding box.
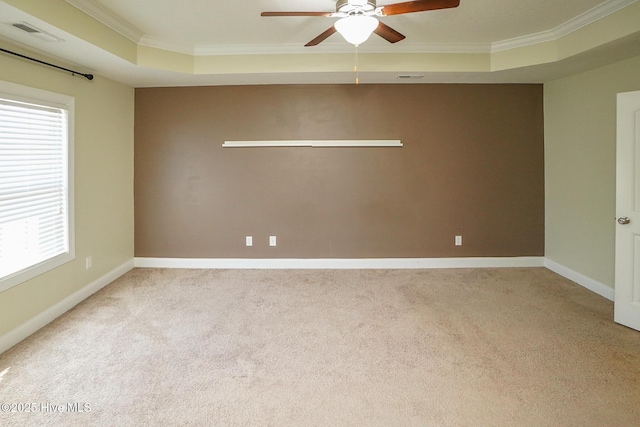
[0,268,639,426]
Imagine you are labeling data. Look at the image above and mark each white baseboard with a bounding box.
[544,258,614,301]
[134,256,546,269]
[134,257,614,301]
[0,259,134,355]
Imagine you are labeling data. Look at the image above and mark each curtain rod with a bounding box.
[0,47,93,81]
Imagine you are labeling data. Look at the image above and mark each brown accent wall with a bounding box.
[134,84,544,258]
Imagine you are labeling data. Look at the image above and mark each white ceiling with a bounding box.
[70,0,606,52]
[0,0,639,87]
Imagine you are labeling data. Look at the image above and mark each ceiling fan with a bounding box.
[261,0,460,47]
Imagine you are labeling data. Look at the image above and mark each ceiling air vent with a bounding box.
[12,22,64,42]
[397,75,425,80]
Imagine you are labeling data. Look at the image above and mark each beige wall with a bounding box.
[545,54,640,289]
[0,48,135,336]
[135,84,545,259]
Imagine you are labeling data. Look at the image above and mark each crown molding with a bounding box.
[553,0,638,39]
[492,0,637,52]
[138,35,195,55]
[65,0,143,43]
[66,0,637,56]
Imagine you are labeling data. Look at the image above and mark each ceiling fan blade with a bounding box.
[305,27,337,47]
[261,11,334,17]
[380,0,460,16]
[374,22,406,43]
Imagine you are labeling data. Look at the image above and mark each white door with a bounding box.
[615,90,640,331]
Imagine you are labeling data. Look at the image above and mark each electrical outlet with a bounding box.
[85,256,92,269]
[246,236,253,247]
[269,236,277,247]
[455,236,462,246]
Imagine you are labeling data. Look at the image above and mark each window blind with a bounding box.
[0,97,69,281]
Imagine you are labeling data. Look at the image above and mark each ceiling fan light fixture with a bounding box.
[334,15,379,46]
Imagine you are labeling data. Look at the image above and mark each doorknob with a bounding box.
[618,217,631,225]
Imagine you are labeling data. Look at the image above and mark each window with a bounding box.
[0,81,74,292]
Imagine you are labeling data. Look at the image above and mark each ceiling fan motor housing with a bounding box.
[336,0,377,14]
[261,0,461,46]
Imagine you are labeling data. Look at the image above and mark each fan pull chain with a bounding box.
[354,45,359,85]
